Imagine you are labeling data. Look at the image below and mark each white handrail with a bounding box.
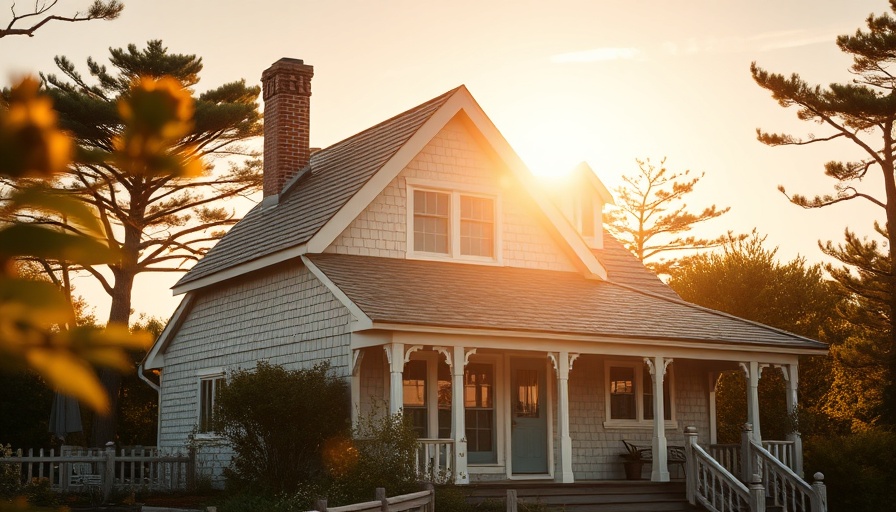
[685,427,764,512]
[745,434,826,512]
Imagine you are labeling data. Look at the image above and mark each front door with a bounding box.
[510,358,548,474]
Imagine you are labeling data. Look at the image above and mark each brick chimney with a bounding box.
[261,58,314,198]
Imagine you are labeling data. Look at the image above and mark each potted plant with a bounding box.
[619,440,647,480]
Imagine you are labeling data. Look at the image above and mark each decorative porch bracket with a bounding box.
[549,352,578,483]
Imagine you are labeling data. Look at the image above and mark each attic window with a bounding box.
[409,185,498,262]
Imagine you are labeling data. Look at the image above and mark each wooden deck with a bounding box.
[462,480,699,512]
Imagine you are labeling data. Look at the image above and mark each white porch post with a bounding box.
[385,343,405,415]
[451,347,470,484]
[351,349,365,429]
[708,372,718,445]
[646,356,670,482]
[552,352,577,483]
[784,363,804,476]
[740,361,762,443]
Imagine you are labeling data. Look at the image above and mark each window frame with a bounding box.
[196,369,226,437]
[603,360,676,429]
[403,352,452,440]
[406,179,502,264]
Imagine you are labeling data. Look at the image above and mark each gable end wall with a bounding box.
[325,116,577,271]
[157,262,352,484]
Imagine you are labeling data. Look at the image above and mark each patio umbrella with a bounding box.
[49,392,82,442]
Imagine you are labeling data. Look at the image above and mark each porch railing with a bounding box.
[414,439,453,484]
[710,440,797,476]
[742,425,826,512]
[685,427,765,512]
[762,440,796,473]
[709,444,741,476]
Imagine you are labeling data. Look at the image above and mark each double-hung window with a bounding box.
[402,356,452,439]
[198,373,226,434]
[605,361,674,426]
[410,185,497,261]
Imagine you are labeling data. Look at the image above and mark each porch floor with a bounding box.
[462,480,698,512]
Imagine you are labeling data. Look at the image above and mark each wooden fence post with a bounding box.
[748,474,766,512]
[424,483,435,512]
[506,489,518,512]
[376,487,388,512]
[811,472,827,512]
[314,498,328,512]
[103,442,115,503]
[187,444,196,491]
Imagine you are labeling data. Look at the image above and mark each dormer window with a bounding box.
[408,182,499,262]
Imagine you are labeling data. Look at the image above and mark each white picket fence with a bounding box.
[1,442,194,497]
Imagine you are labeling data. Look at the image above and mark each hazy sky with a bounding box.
[1,0,889,322]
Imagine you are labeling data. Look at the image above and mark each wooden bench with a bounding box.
[622,440,687,477]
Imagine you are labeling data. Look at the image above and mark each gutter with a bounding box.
[137,362,162,447]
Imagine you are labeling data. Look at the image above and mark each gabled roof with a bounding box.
[596,232,681,300]
[174,86,609,294]
[306,253,827,352]
[174,87,459,292]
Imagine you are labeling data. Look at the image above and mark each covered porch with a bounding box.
[349,331,807,485]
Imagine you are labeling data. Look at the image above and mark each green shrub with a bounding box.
[22,478,58,508]
[804,430,896,512]
[333,410,420,505]
[0,445,21,501]
[214,361,350,495]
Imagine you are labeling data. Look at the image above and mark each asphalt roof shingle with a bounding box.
[595,232,681,300]
[307,253,826,351]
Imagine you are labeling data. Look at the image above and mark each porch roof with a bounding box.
[307,253,827,352]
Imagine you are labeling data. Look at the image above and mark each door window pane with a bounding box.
[515,369,539,418]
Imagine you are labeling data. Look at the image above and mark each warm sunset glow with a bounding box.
[2,0,885,322]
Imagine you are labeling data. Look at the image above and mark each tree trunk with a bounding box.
[90,214,141,447]
[883,141,896,427]
[90,269,136,447]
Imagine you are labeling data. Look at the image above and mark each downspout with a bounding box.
[137,362,162,446]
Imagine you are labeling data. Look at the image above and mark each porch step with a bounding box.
[463,481,698,512]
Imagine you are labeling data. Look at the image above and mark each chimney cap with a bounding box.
[275,57,305,65]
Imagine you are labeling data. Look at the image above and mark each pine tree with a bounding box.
[604,156,736,272]
[11,40,262,445]
[751,0,896,425]
[0,1,123,38]
[667,231,854,437]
